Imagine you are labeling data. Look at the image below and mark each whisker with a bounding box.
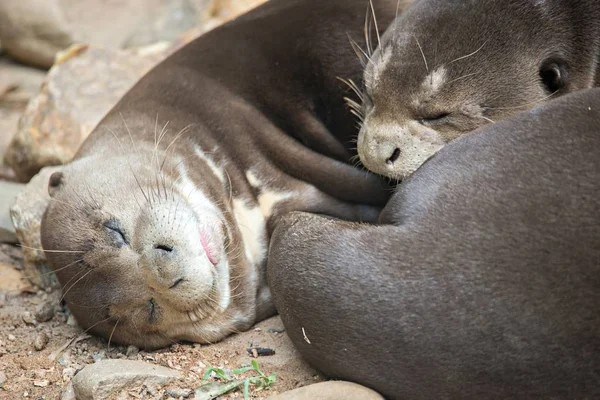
[413,34,429,73]
[448,40,488,65]
[18,245,84,254]
[369,0,381,50]
[489,91,558,110]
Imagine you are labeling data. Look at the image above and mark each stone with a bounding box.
[0,262,30,294]
[9,166,62,288]
[34,301,55,322]
[0,371,6,387]
[125,345,139,358]
[60,381,76,400]
[200,0,267,31]
[33,332,49,351]
[0,181,24,243]
[4,44,169,182]
[123,0,199,49]
[269,381,385,400]
[166,387,193,398]
[22,311,36,325]
[0,0,74,69]
[7,334,16,341]
[72,360,183,400]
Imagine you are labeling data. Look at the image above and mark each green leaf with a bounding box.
[232,366,254,375]
[243,379,250,400]
[195,379,246,400]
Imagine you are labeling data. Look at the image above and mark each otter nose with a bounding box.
[386,148,401,165]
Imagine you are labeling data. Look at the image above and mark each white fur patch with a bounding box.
[421,66,447,95]
[232,198,267,267]
[369,45,393,88]
[176,161,220,214]
[245,170,261,188]
[175,161,231,310]
[194,145,225,183]
[245,170,293,218]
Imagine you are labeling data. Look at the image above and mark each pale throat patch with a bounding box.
[174,159,231,310]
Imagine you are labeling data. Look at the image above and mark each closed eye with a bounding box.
[420,113,450,124]
[420,113,450,123]
[104,219,128,247]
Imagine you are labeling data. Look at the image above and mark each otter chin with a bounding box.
[41,149,251,349]
[357,0,600,180]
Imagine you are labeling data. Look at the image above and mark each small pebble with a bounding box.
[0,371,7,387]
[22,311,36,326]
[7,334,16,341]
[33,379,50,387]
[92,351,106,362]
[34,332,50,351]
[166,388,193,398]
[35,302,55,322]
[126,345,139,357]
[62,367,76,382]
[66,314,78,326]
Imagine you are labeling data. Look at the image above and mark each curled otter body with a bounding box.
[268,88,600,399]
[358,0,600,179]
[40,0,400,349]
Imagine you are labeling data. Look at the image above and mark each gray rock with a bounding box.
[0,181,24,244]
[125,345,139,358]
[33,332,49,351]
[22,311,36,325]
[9,166,62,288]
[34,301,55,322]
[0,0,74,68]
[0,371,6,387]
[72,360,183,400]
[60,381,76,400]
[166,387,193,398]
[269,381,385,400]
[123,0,199,48]
[4,44,169,182]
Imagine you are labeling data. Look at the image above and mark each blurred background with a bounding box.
[0,0,267,183]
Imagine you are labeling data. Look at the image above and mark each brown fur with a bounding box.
[268,88,600,399]
[40,0,400,349]
[358,0,600,179]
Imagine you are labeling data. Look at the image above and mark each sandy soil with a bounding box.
[0,245,322,399]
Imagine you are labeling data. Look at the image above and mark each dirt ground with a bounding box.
[0,245,322,399]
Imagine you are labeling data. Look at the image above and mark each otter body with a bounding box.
[269,88,600,399]
[41,0,399,349]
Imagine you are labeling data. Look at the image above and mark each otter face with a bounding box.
[357,0,577,180]
[41,151,252,349]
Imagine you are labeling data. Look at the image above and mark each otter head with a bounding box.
[358,0,595,180]
[41,141,253,349]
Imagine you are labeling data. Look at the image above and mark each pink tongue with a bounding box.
[200,230,218,265]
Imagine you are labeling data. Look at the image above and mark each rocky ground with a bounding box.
[0,248,321,399]
[0,0,334,399]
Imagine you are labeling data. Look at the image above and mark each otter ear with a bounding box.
[48,171,65,197]
[540,60,567,94]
